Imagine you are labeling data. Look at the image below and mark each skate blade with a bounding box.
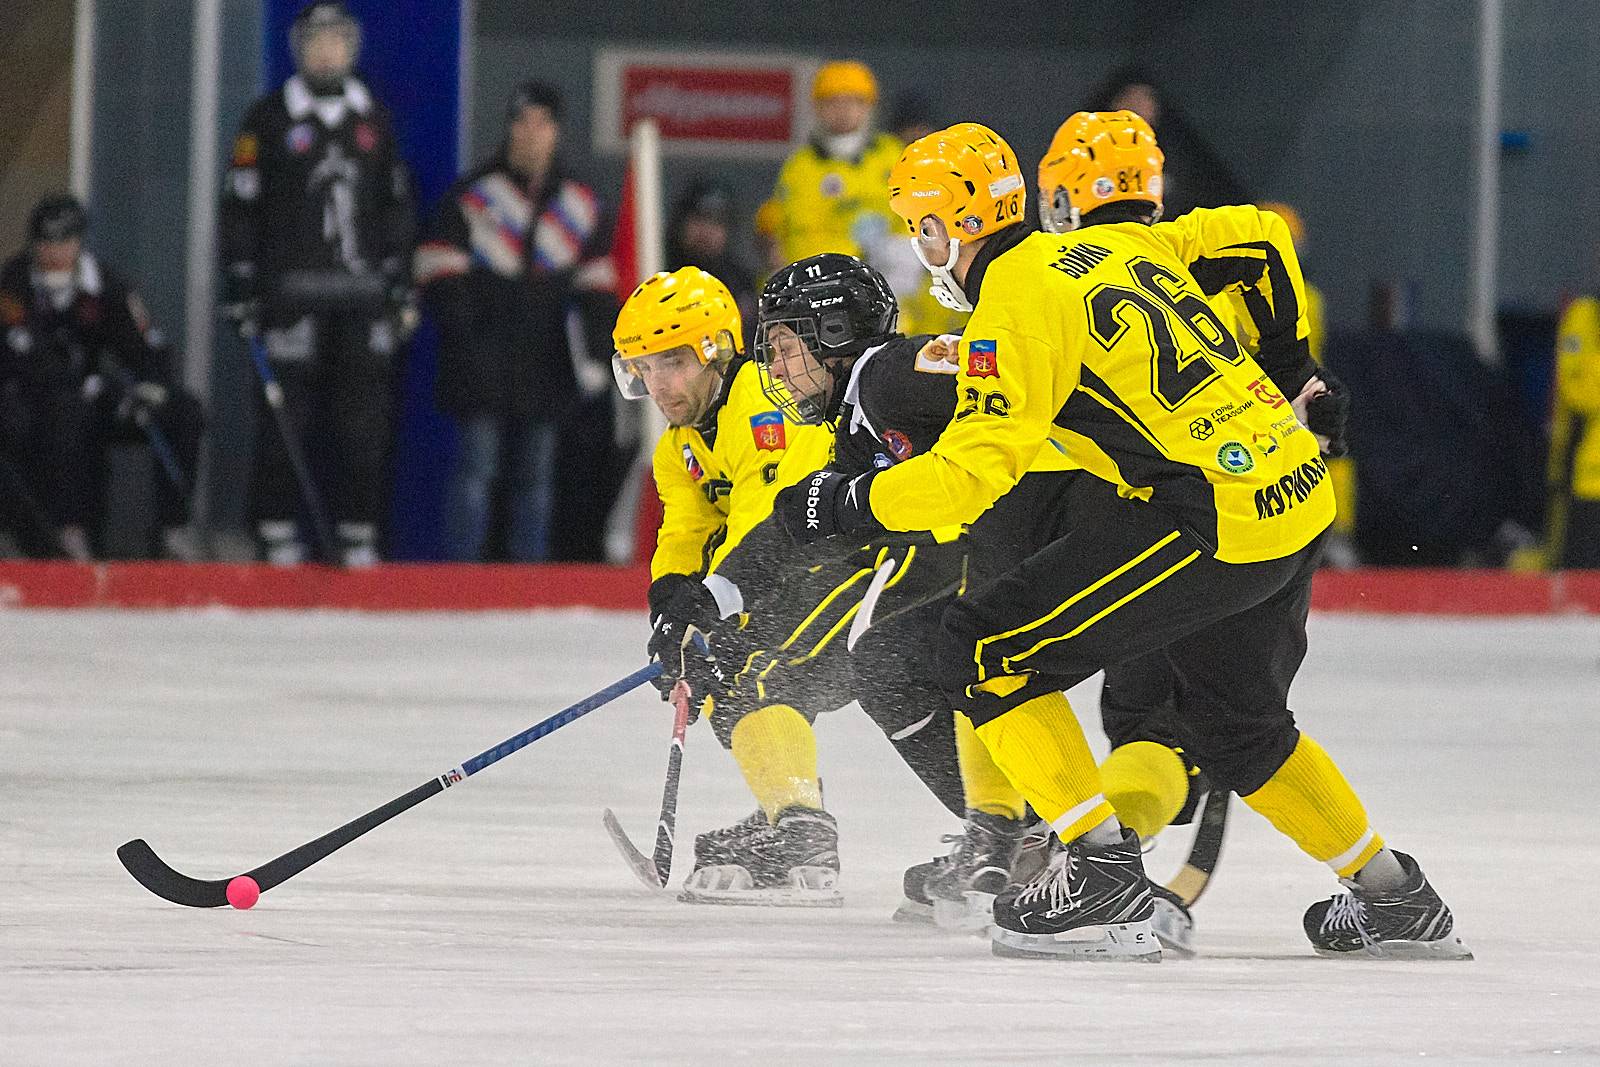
[679,864,843,908]
[1314,935,1474,961]
[932,891,996,933]
[892,898,936,925]
[991,919,1162,962]
[1151,897,1196,959]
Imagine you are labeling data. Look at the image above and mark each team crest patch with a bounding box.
[355,122,379,153]
[750,410,786,451]
[231,133,259,167]
[883,429,914,461]
[286,123,315,154]
[1217,441,1255,475]
[967,339,999,379]
[682,444,704,481]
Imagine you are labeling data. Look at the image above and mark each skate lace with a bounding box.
[1013,852,1079,912]
[1321,892,1379,951]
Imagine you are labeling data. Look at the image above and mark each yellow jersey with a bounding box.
[651,359,834,580]
[869,207,1335,565]
[771,133,904,265]
[1552,296,1600,502]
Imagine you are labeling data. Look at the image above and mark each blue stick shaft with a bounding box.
[458,662,661,778]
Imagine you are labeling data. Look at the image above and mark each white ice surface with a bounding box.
[3,609,1599,1064]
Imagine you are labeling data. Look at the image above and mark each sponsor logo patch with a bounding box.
[1216,441,1255,474]
[231,133,259,167]
[966,339,999,379]
[1093,176,1116,199]
[1189,416,1215,441]
[883,429,914,460]
[750,410,786,451]
[1252,431,1280,456]
[960,214,984,234]
[1245,376,1287,409]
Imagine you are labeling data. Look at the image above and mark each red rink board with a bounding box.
[0,562,1594,615]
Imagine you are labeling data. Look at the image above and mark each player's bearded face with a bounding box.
[634,347,719,427]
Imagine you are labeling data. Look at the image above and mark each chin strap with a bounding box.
[912,236,973,313]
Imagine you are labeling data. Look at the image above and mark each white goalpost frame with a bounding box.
[69,0,96,201]
[603,118,665,564]
[1467,0,1503,364]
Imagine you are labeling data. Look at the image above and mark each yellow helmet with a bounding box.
[1037,110,1164,233]
[888,122,1024,311]
[611,267,742,400]
[812,60,877,103]
[888,122,1025,243]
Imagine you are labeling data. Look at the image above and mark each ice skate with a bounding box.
[1303,851,1472,960]
[927,810,1029,932]
[990,827,1160,962]
[1149,883,1195,958]
[893,846,954,925]
[679,807,842,907]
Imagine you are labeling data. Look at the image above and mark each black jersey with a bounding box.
[220,75,415,309]
[830,333,962,477]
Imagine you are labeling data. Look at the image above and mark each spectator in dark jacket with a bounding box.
[0,195,204,560]
[665,178,757,344]
[1089,67,1250,220]
[415,80,620,561]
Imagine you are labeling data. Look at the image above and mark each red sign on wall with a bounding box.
[621,65,795,144]
[595,49,815,157]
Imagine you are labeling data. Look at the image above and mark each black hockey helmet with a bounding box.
[28,194,87,244]
[755,253,897,424]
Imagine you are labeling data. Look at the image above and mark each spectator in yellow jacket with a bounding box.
[1549,297,1600,567]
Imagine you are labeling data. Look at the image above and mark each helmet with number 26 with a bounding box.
[888,122,1025,312]
[1037,110,1165,234]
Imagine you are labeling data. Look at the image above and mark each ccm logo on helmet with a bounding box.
[810,296,845,308]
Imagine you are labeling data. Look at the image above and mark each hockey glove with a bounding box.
[646,574,727,707]
[776,469,886,546]
[1292,372,1351,459]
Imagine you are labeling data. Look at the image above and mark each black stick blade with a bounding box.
[602,809,665,890]
[116,839,231,908]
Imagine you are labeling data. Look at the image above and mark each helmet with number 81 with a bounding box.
[887,122,1025,312]
[1037,110,1165,234]
[612,267,742,427]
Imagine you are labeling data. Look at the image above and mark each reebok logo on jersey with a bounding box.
[1254,455,1329,519]
[750,411,786,452]
[967,340,999,379]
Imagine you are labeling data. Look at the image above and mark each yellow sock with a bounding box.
[973,691,1113,842]
[955,711,1026,819]
[1241,733,1386,878]
[729,704,823,822]
[1101,741,1189,840]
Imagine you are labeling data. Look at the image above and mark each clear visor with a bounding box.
[611,343,707,400]
[754,319,830,425]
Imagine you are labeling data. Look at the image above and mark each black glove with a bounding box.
[1303,371,1350,459]
[775,468,886,545]
[646,575,727,706]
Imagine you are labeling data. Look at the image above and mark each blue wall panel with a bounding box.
[263,0,462,559]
